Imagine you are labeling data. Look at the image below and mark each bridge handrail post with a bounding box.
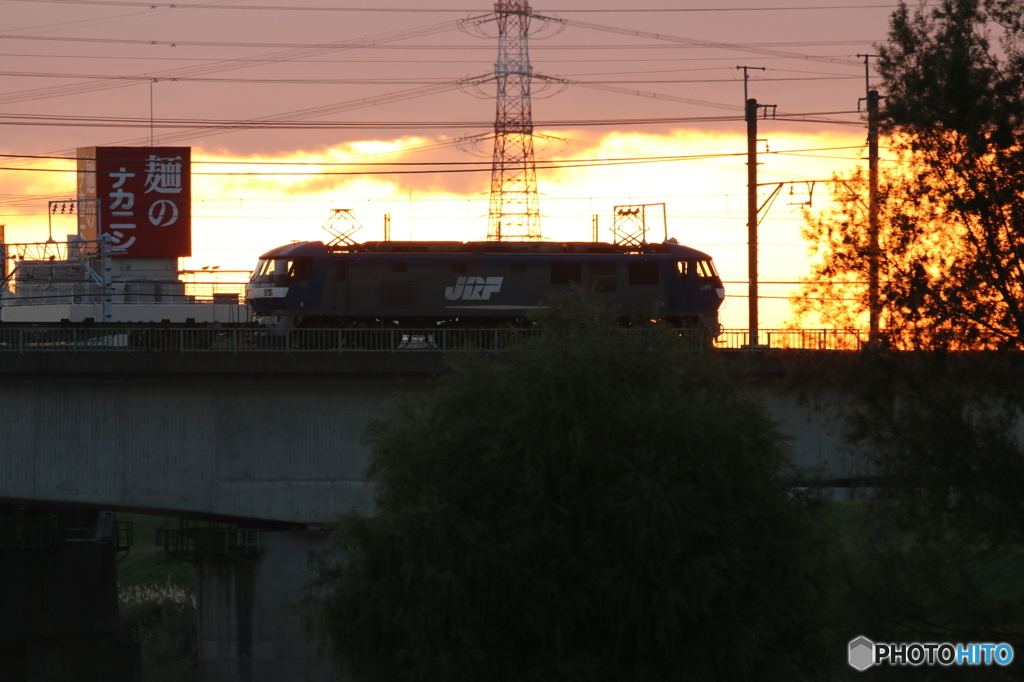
[337,329,343,354]
[178,329,184,354]
[18,328,23,354]
[231,328,237,354]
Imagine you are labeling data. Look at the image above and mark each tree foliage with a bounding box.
[792,167,950,345]
[833,355,1024,679]
[300,293,835,682]
[793,0,1024,349]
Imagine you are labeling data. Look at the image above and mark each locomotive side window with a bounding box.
[288,258,313,281]
[676,260,689,280]
[510,262,527,273]
[335,261,346,282]
[391,262,408,273]
[696,260,718,279]
[587,261,616,277]
[628,261,659,285]
[551,261,581,285]
[587,261,617,292]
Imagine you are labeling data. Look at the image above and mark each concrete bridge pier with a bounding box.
[196,530,337,682]
[0,507,141,682]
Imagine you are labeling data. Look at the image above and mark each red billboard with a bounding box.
[77,146,191,258]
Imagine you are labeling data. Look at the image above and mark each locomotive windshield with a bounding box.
[251,259,284,282]
[251,258,313,286]
[696,260,719,279]
[677,260,720,280]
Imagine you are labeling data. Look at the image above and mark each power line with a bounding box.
[0,18,476,106]
[0,69,863,85]
[0,113,746,130]
[3,0,913,11]
[0,51,874,65]
[0,145,869,166]
[0,34,881,51]
[542,16,863,66]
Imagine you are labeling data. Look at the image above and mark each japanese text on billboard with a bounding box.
[77,147,191,258]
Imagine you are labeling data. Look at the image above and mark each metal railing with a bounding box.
[0,326,871,353]
[64,521,133,553]
[716,328,869,351]
[3,280,245,306]
[0,515,131,551]
[0,515,62,548]
[158,527,263,561]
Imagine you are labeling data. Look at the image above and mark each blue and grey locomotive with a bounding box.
[245,239,725,331]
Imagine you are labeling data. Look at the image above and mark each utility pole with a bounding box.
[737,65,766,347]
[858,54,881,346]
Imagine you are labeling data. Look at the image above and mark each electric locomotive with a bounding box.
[245,239,725,331]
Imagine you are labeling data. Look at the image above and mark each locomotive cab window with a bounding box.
[696,260,718,279]
[551,261,581,285]
[676,260,688,280]
[628,261,660,286]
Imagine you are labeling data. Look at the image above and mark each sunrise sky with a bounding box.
[0,0,899,328]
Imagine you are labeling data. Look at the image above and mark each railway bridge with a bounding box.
[0,326,869,682]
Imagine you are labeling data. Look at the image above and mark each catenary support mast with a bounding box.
[746,97,759,346]
[859,53,881,346]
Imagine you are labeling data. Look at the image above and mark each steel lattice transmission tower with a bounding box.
[487,0,541,241]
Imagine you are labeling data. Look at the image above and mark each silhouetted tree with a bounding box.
[793,0,1024,350]
[792,167,951,347]
[300,293,836,682]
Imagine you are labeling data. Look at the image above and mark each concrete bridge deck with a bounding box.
[0,334,862,525]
